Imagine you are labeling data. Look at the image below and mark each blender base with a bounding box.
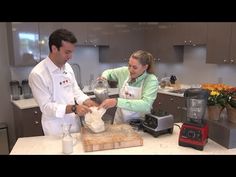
[178,122,208,151]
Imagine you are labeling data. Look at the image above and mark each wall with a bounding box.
[11,45,236,88]
[69,47,124,86]
[10,47,125,87]
[0,23,16,150]
[156,45,236,86]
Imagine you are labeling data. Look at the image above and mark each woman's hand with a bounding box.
[98,98,117,110]
[83,99,99,107]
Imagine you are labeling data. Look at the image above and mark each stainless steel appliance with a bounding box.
[22,79,32,99]
[9,80,21,100]
[142,111,174,137]
[93,78,109,103]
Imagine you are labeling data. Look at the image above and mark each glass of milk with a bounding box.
[61,123,77,154]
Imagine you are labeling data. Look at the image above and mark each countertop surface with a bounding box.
[11,87,119,109]
[10,123,236,155]
[12,86,185,109]
[12,98,39,109]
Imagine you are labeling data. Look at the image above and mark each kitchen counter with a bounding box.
[157,89,184,97]
[12,98,38,109]
[11,85,196,109]
[10,123,236,155]
[11,87,119,110]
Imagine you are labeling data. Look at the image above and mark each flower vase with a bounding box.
[207,105,224,121]
[226,104,236,123]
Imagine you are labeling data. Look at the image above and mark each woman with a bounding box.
[98,50,159,123]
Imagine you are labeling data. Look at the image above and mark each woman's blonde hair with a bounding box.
[130,50,155,74]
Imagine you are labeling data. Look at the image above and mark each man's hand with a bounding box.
[76,104,92,116]
[98,98,117,110]
[83,99,99,107]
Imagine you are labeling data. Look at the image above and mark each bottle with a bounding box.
[62,124,74,154]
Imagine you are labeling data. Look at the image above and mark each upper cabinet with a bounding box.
[206,22,236,64]
[86,23,110,46]
[99,23,145,63]
[7,22,39,66]
[38,22,62,60]
[143,22,184,63]
[172,23,207,46]
[7,22,62,66]
[62,22,109,46]
[229,23,236,64]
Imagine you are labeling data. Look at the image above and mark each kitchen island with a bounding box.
[10,123,236,155]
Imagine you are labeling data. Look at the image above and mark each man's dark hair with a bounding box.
[49,29,77,52]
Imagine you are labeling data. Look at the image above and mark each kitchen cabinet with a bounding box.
[172,22,207,46]
[143,23,184,63]
[206,22,231,64]
[152,93,186,123]
[62,22,109,46]
[99,23,145,62]
[229,23,236,64]
[12,104,44,138]
[0,123,9,154]
[206,22,236,64]
[38,22,63,60]
[6,22,62,66]
[7,22,39,66]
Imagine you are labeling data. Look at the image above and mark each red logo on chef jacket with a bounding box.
[59,79,70,85]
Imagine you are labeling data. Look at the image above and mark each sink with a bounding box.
[168,89,186,94]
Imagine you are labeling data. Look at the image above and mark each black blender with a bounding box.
[178,88,209,151]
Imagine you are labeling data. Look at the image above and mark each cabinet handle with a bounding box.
[34,111,38,114]
[177,106,181,109]
[223,59,227,63]
[158,102,162,105]
[230,59,234,63]
[34,121,39,124]
[157,58,161,61]
[170,98,174,101]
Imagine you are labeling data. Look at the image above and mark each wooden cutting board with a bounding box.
[81,124,143,152]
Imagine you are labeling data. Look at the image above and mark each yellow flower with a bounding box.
[210,90,220,96]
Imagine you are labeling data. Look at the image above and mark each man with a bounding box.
[29,29,98,136]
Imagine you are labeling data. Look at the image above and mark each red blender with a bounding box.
[178,88,209,151]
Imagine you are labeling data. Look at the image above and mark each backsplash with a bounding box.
[10,66,34,83]
[157,46,236,86]
[10,46,236,87]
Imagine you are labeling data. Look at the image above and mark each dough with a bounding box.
[85,107,106,133]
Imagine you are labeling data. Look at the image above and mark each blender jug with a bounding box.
[9,80,21,100]
[184,88,209,124]
[93,78,109,103]
[22,80,32,99]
